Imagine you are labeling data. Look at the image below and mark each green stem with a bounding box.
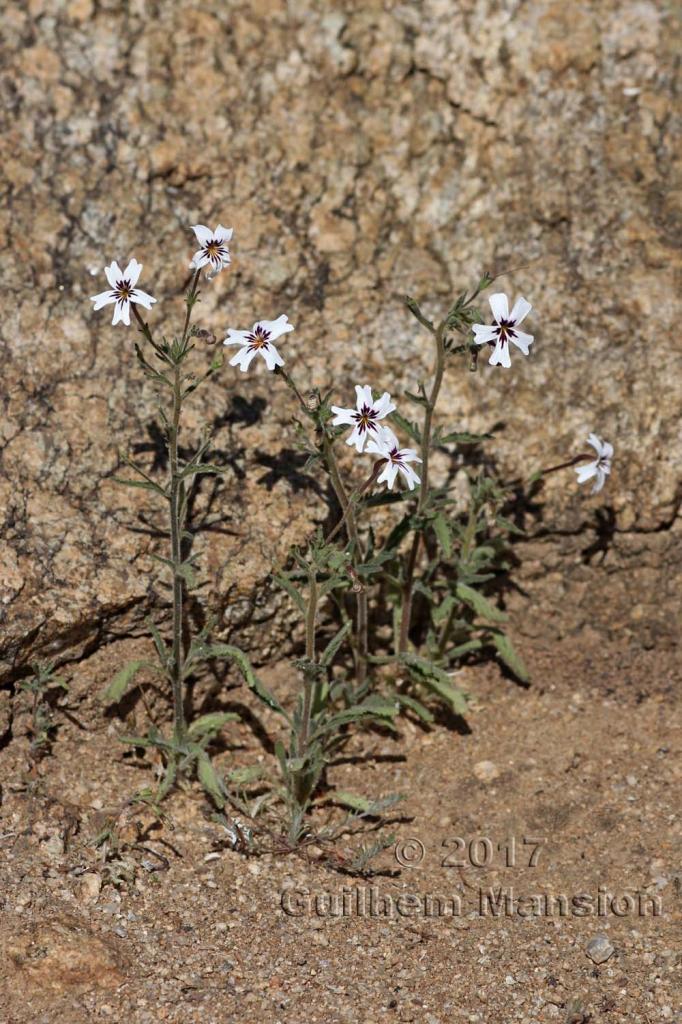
[299,567,318,752]
[168,357,187,746]
[398,318,447,655]
[322,435,368,687]
[437,498,477,657]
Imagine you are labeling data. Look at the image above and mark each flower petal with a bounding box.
[489,292,509,323]
[510,296,532,325]
[356,385,373,410]
[489,339,512,368]
[586,433,602,455]
[223,329,252,347]
[261,342,284,371]
[131,289,156,310]
[214,224,233,243]
[472,324,498,345]
[191,249,210,270]
[229,345,258,372]
[373,392,396,418]
[378,463,399,489]
[256,314,294,341]
[511,330,533,355]
[105,261,122,289]
[330,406,357,426]
[345,424,366,452]
[112,299,131,327]
[90,290,116,310]
[400,463,421,490]
[591,468,606,493]
[124,259,142,287]
[192,224,213,245]
[575,461,598,484]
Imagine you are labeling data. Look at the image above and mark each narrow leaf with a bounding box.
[490,631,529,683]
[456,582,508,623]
[188,712,240,738]
[197,754,226,807]
[103,660,147,703]
[320,620,352,667]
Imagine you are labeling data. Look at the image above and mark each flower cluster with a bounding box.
[89,225,613,497]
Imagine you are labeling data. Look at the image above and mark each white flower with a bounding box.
[366,427,422,491]
[331,386,396,453]
[90,259,156,327]
[575,433,614,494]
[223,314,294,372]
[190,224,233,273]
[472,292,534,368]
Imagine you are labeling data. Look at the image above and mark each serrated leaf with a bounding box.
[404,388,429,408]
[403,654,468,715]
[393,693,435,724]
[456,582,508,623]
[390,411,421,444]
[188,712,240,738]
[197,754,226,807]
[320,620,352,667]
[490,631,529,683]
[103,660,147,703]
[195,643,287,717]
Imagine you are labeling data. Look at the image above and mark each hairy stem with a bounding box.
[168,358,187,746]
[398,318,447,654]
[322,435,368,687]
[299,567,319,752]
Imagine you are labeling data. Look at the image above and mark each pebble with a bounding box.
[473,760,500,783]
[586,934,615,964]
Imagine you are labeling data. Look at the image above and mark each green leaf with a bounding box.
[178,463,225,481]
[188,712,240,739]
[403,654,468,715]
[456,582,508,623]
[432,513,452,558]
[393,693,435,724]
[155,759,177,802]
[390,411,421,444]
[273,573,306,614]
[404,388,429,408]
[195,643,287,717]
[103,660,147,703]
[320,620,352,667]
[197,754,226,807]
[112,477,167,496]
[334,792,373,812]
[490,631,529,683]
[495,514,526,537]
[438,431,493,445]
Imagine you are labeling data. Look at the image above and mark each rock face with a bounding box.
[0,0,679,676]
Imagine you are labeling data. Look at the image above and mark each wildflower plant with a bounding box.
[89,225,613,849]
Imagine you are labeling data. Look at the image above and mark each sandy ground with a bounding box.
[0,608,680,1024]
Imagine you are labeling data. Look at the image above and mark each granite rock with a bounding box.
[0,0,679,676]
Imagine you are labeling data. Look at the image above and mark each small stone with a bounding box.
[473,761,500,783]
[586,934,615,964]
[78,872,102,905]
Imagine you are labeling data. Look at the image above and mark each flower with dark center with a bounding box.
[90,259,156,326]
[575,433,614,494]
[366,427,422,490]
[472,292,534,368]
[331,385,396,452]
[190,223,233,274]
[224,315,294,372]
